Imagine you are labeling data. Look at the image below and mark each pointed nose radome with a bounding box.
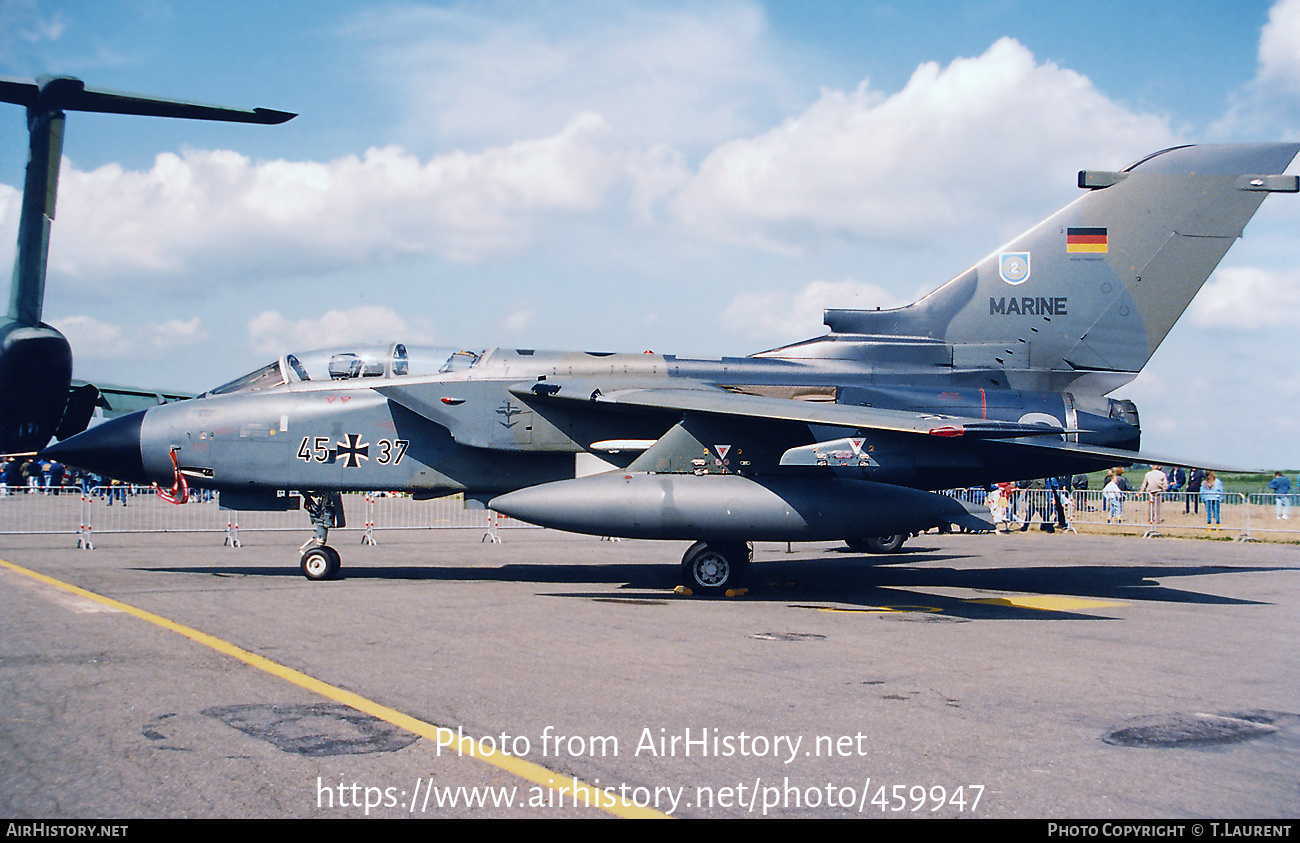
[42,409,149,484]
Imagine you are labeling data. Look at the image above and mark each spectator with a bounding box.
[985,485,1010,533]
[1103,473,1124,523]
[1268,471,1291,520]
[1049,475,1070,530]
[1186,468,1204,515]
[1168,466,1186,510]
[22,460,40,493]
[1201,471,1225,529]
[47,460,64,495]
[1140,464,1169,525]
[1019,477,1051,532]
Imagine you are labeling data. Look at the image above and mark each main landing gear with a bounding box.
[300,491,345,580]
[680,540,750,595]
[843,534,908,554]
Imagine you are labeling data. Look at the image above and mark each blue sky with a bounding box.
[1,0,1298,467]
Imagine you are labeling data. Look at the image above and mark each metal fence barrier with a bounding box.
[4,484,1294,546]
[1242,493,1300,540]
[969,487,1252,539]
[0,486,538,546]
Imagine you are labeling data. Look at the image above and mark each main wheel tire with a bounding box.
[864,534,906,554]
[301,545,341,580]
[680,541,748,594]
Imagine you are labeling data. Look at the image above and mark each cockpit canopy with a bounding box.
[204,344,483,396]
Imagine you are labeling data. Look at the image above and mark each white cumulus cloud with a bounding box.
[247,306,435,356]
[722,279,909,341]
[1212,0,1300,138]
[47,111,621,286]
[1187,266,1300,329]
[348,0,794,150]
[672,38,1176,251]
[49,314,208,359]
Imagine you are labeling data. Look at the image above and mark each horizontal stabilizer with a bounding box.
[0,76,295,123]
[1002,437,1245,474]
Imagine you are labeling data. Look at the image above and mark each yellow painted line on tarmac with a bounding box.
[0,556,667,819]
[0,566,121,613]
[814,605,942,614]
[968,595,1126,612]
[870,585,1126,614]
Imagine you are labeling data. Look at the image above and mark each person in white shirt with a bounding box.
[1140,465,1169,525]
[1102,473,1123,523]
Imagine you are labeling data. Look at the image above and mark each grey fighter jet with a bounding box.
[46,143,1299,591]
[0,76,293,456]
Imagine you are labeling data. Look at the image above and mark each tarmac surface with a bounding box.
[1,526,1297,818]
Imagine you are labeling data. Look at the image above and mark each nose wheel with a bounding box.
[301,545,341,580]
[300,491,345,580]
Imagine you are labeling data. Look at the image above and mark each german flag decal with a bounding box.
[1066,227,1108,253]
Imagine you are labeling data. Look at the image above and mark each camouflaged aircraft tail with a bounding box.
[782,144,1299,390]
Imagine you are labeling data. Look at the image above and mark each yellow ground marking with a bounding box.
[0,556,667,819]
[0,566,121,613]
[968,595,1126,612]
[814,605,942,614]
[873,584,1126,613]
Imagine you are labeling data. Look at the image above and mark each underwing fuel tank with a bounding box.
[489,472,987,541]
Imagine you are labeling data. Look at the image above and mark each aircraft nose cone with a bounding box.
[42,409,149,484]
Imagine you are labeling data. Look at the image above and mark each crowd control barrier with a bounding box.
[970,487,1251,539]
[2,485,1292,546]
[0,486,537,547]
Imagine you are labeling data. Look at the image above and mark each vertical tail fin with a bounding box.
[0,75,295,326]
[811,144,1299,391]
[0,75,294,453]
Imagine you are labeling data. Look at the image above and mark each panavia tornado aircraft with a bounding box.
[46,143,1299,591]
[0,76,294,456]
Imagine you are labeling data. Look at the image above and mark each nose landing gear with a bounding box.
[300,491,345,580]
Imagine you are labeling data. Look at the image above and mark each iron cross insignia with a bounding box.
[334,434,370,467]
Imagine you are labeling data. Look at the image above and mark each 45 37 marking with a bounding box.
[297,436,409,467]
